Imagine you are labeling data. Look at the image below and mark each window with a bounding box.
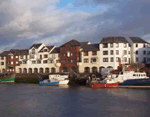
[1,62,4,65]
[84,59,89,63]
[92,51,97,55]
[103,58,108,62]
[44,49,47,52]
[32,61,36,64]
[124,57,127,62]
[110,50,113,55]
[20,55,23,59]
[44,54,48,58]
[111,57,114,62]
[91,58,97,63]
[116,43,119,47]
[136,43,138,47]
[32,49,35,54]
[143,57,146,62]
[19,61,22,64]
[23,61,27,64]
[40,55,42,59]
[103,43,108,48]
[11,62,13,64]
[16,56,18,58]
[148,58,150,62]
[136,51,138,55]
[67,51,70,57]
[37,60,41,64]
[30,55,34,59]
[16,61,18,64]
[136,57,138,62]
[143,44,146,48]
[123,50,127,55]
[143,51,146,55]
[116,57,120,62]
[43,60,48,64]
[1,57,4,60]
[128,51,130,54]
[124,43,127,47]
[84,52,88,56]
[11,56,13,59]
[116,50,119,55]
[103,51,108,55]
[110,43,113,48]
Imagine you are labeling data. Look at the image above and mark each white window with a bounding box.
[11,56,13,59]
[116,50,119,55]
[32,61,36,64]
[11,62,13,64]
[16,61,18,64]
[16,56,18,58]
[67,51,70,57]
[124,43,127,47]
[116,43,119,47]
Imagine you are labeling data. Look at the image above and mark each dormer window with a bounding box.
[103,43,108,48]
[110,43,113,48]
[32,49,35,54]
[143,44,146,48]
[136,43,138,47]
[44,49,48,52]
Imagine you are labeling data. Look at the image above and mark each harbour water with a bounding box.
[0,84,150,117]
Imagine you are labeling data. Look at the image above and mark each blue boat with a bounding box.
[39,77,59,86]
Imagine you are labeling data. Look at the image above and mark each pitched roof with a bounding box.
[29,43,43,49]
[0,51,9,56]
[60,39,80,47]
[9,49,20,55]
[81,43,99,51]
[51,47,60,53]
[100,36,128,44]
[19,49,29,55]
[39,46,54,52]
[80,42,90,46]
[129,37,149,43]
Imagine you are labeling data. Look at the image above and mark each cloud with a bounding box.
[0,0,150,53]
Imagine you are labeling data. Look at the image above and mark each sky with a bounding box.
[0,0,150,52]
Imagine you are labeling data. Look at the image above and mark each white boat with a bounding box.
[49,73,69,85]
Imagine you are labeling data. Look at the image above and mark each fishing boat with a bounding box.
[115,71,150,86]
[0,73,15,83]
[89,74,119,88]
[39,78,59,86]
[39,73,69,86]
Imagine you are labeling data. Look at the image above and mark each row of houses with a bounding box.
[0,36,150,74]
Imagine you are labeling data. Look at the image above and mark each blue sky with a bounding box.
[0,0,150,52]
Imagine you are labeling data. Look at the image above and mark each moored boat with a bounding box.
[89,74,119,88]
[0,73,15,83]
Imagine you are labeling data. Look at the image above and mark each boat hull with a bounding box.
[59,80,69,85]
[90,82,119,88]
[119,78,150,86]
[39,81,59,86]
[0,77,15,83]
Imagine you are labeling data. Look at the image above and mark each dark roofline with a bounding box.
[100,36,129,44]
[129,37,149,44]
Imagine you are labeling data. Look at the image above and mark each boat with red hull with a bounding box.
[90,82,119,88]
[89,74,119,88]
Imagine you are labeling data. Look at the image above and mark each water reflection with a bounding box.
[0,84,150,117]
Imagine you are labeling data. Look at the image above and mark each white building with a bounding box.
[128,37,150,64]
[99,37,131,70]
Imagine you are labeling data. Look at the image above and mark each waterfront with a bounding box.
[0,84,150,117]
